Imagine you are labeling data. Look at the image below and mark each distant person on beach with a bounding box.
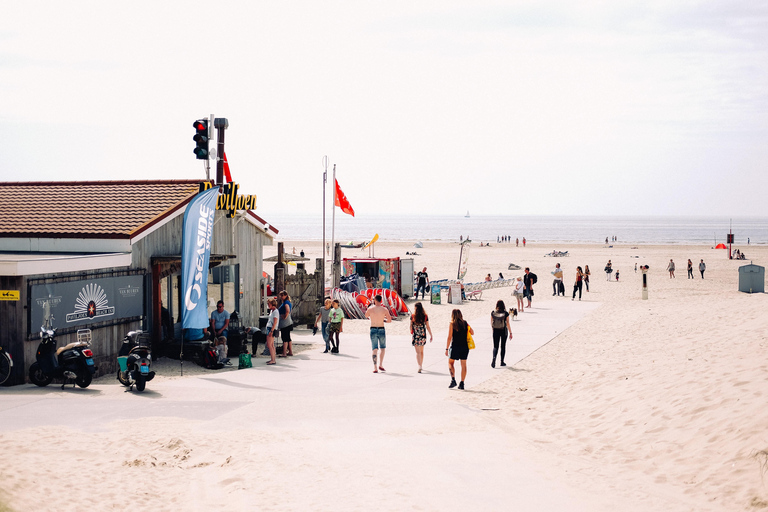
[572,266,584,300]
[314,298,332,353]
[605,260,613,281]
[552,263,564,296]
[366,295,392,373]
[328,300,344,353]
[446,309,473,390]
[522,237,526,247]
[490,300,512,368]
[667,259,676,278]
[416,267,429,300]
[513,276,525,312]
[498,272,504,280]
[278,291,294,357]
[516,238,519,247]
[485,274,492,282]
[523,267,537,308]
[410,302,433,373]
[635,263,638,273]
[699,259,706,278]
[687,259,694,279]
[606,237,609,245]
[460,235,463,241]
[615,269,620,281]
[584,265,591,292]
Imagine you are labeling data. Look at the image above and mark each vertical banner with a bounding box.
[181,187,219,329]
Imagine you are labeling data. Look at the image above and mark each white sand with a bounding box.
[1,240,766,511]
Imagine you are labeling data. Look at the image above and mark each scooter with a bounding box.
[117,330,155,392]
[29,324,96,389]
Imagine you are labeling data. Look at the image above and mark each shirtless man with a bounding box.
[365,295,392,373]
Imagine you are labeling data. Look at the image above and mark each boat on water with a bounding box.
[465,210,470,218]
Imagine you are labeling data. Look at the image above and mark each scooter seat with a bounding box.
[56,341,86,356]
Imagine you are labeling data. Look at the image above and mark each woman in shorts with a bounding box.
[513,276,525,312]
[328,300,344,353]
[410,302,433,373]
[264,298,279,365]
[445,309,473,390]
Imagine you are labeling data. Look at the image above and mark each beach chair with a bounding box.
[466,290,482,300]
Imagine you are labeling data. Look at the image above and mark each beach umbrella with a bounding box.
[715,243,727,249]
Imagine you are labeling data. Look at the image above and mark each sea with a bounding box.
[273,214,768,246]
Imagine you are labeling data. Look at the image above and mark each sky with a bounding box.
[1,1,767,220]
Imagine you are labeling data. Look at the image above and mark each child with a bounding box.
[328,299,344,353]
[615,269,620,282]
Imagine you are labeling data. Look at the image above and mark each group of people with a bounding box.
[667,259,707,279]
[550,263,591,300]
[495,236,525,246]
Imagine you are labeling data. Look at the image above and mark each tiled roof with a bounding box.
[0,180,201,239]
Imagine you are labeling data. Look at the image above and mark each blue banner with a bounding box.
[181,187,219,329]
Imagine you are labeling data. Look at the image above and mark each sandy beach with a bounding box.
[1,240,766,511]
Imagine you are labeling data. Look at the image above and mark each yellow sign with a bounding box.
[0,290,20,301]
[200,182,257,218]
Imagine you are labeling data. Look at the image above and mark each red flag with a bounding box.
[222,151,233,183]
[334,179,355,217]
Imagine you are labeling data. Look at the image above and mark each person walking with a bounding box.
[446,309,473,390]
[584,265,591,292]
[523,267,537,308]
[365,295,392,373]
[687,259,694,279]
[605,260,613,281]
[513,276,525,312]
[410,302,433,373]
[572,266,584,300]
[699,259,706,278]
[552,263,564,296]
[667,259,676,278]
[314,298,332,353]
[328,299,344,353]
[278,291,294,357]
[416,267,429,300]
[490,300,512,368]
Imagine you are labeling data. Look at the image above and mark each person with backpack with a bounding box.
[490,300,512,368]
[278,291,294,357]
[523,267,537,308]
[264,298,279,365]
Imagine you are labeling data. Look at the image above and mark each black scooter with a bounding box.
[29,325,96,389]
[117,330,155,392]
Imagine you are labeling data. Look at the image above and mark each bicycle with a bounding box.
[0,345,13,385]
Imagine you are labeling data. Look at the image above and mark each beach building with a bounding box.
[0,180,276,385]
[342,256,414,298]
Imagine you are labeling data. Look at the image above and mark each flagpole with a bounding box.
[331,163,336,287]
[322,156,328,293]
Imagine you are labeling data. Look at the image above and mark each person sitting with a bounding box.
[209,300,230,341]
[484,274,492,282]
[214,336,229,365]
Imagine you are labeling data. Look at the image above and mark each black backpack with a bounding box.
[529,272,537,284]
[491,312,506,329]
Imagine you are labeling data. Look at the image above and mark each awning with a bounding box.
[264,253,310,262]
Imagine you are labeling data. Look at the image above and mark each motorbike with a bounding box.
[117,330,155,392]
[29,325,96,389]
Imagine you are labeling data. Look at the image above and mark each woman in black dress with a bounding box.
[445,309,474,389]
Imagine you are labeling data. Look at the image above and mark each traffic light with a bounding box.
[193,119,209,160]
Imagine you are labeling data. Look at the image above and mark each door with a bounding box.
[400,258,414,298]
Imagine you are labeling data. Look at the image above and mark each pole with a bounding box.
[457,242,464,280]
[331,164,336,287]
[214,118,229,185]
[205,113,214,181]
[322,156,328,294]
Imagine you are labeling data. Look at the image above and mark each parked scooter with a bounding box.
[29,322,96,389]
[117,331,155,392]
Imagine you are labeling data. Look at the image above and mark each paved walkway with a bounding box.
[1,299,605,511]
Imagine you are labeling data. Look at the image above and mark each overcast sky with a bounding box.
[1,1,766,219]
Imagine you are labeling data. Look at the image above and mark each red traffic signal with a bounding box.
[193,119,209,160]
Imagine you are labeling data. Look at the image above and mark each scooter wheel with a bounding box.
[75,371,92,388]
[29,362,53,387]
[117,369,130,387]
[135,374,146,392]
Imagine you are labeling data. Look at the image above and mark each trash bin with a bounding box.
[738,263,764,293]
